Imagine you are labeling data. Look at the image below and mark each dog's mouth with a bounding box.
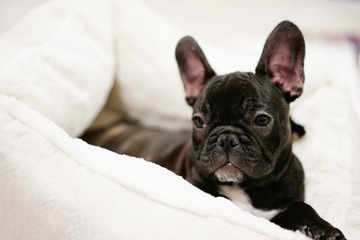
[197,126,270,182]
[212,163,245,183]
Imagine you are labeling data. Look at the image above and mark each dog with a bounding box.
[82,21,346,240]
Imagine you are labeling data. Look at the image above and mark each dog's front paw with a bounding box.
[271,202,346,240]
[298,223,346,240]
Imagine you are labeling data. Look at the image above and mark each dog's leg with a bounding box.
[271,201,346,240]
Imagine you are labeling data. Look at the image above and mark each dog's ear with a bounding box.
[176,36,216,106]
[255,21,305,102]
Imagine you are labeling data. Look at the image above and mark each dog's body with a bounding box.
[83,21,346,239]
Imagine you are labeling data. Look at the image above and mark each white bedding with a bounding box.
[0,0,359,239]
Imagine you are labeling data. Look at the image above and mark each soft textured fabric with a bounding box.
[0,95,308,240]
[0,0,359,239]
[0,0,115,137]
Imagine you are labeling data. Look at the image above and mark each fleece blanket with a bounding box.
[0,0,359,239]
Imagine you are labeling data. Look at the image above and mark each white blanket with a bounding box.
[0,0,359,239]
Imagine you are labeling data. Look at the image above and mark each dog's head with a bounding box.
[175,21,305,184]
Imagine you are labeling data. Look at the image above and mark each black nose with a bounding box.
[217,134,240,150]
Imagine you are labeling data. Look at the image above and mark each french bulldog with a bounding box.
[82,21,346,240]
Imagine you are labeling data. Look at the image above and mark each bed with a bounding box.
[0,0,359,239]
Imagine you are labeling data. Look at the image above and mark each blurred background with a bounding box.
[0,0,47,36]
[1,0,359,39]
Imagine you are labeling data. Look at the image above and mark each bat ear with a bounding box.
[255,21,305,102]
[175,36,216,106]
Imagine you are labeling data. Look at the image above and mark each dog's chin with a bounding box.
[213,163,245,183]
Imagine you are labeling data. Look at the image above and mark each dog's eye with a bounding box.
[254,114,271,126]
[192,116,205,129]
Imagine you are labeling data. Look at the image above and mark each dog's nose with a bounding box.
[217,134,240,149]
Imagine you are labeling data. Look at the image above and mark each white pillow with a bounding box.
[0,0,115,137]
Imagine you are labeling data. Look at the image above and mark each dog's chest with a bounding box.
[219,185,280,220]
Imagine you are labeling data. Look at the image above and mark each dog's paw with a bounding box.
[271,202,347,240]
[298,224,346,240]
